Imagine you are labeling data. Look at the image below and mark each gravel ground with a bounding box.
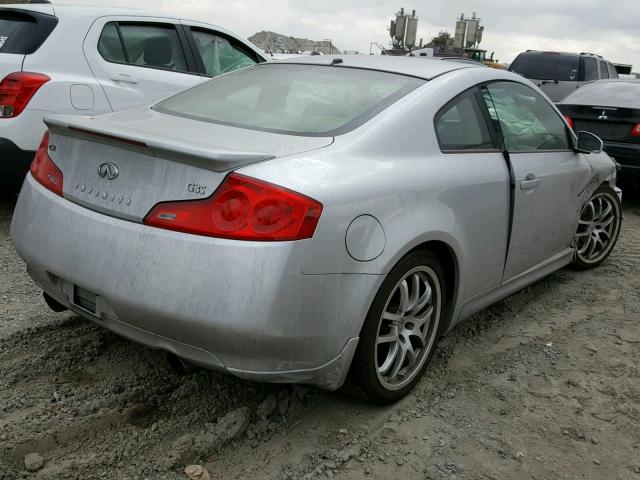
[1,190,639,480]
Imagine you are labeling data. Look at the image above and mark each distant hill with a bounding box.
[248,31,341,54]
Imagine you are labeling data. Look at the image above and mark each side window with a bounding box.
[582,57,598,82]
[435,89,497,151]
[116,23,188,73]
[190,29,258,77]
[483,82,571,152]
[608,63,619,79]
[599,61,609,79]
[97,22,126,63]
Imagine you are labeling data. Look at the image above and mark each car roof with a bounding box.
[272,54,482,80]
[519,50,604,59]
[0,3,193,22]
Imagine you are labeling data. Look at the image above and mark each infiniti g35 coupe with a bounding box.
[11,56,622,403]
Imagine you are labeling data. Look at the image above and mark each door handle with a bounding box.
[520,174,541,190]
[110,74,138,84]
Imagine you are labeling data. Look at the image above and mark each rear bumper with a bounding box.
[0,138,34,190]
[11,175,382,390]
[603,141,640,177]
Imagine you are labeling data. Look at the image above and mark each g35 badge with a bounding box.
[188,183,207,195]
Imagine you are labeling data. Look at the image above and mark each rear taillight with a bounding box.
[563,115,574,131]
[0,72,50,118]
[631,123,640,137]
[143,173,323,241]
[30,131,63,196]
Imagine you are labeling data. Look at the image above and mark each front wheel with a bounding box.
[347,251,446,404]
[573,185,622,269]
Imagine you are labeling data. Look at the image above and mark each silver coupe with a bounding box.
[11,56,622,403]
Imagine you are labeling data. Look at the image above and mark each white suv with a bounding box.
[0,3,267,190]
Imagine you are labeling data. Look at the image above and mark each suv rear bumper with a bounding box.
[0,138,34,190]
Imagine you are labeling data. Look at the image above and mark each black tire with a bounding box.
[346,250,447,404]
[573,185,622,269]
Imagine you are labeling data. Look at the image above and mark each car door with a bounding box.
[482,81,592,282]
[84,17,203,112]
[180,21,265,80]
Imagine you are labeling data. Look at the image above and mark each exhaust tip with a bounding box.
[43,292,68,313]
[167,353,198,376]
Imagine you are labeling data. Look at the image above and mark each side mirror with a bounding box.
[575,131,603,154]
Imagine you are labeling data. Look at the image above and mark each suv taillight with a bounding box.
[0,72,50,118]
[631,123,640,137]
[144,173,323,241]
[30,131,63,196]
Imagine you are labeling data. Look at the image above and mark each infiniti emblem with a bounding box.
[98,162,119,180]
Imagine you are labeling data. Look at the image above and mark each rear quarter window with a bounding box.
[0,10,57,55]
[435,90,497,151]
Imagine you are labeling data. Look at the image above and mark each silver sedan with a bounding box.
[11,55,622,403]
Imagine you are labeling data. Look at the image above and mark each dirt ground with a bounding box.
[1,191,639,480]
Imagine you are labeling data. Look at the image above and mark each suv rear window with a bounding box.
[0,10,57,55]
[154,64,425,136]
[509,53,579,82]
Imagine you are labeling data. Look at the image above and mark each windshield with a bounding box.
[510,53,580,82]
[154,64,425,136]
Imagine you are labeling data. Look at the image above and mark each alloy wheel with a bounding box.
[375,266,441,391]
[576,192,619,264]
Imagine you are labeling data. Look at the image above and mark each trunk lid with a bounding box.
[45,108,333,222]
[560,104,640,143]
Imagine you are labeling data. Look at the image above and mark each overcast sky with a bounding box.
[70,0,638,67]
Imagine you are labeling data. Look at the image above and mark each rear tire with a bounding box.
[347,251,446,404]
[573,185,622,269]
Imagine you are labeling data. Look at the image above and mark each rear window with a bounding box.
[154,64,425,136]
[510,53,579,82]
[562,81,640,109]
[0,10,57,55]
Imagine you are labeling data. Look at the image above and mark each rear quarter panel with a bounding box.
[240,68,512,307]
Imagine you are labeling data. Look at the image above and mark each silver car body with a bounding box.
[11,56,618,390]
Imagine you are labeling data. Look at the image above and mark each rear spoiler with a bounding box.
[44,115,276,173]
